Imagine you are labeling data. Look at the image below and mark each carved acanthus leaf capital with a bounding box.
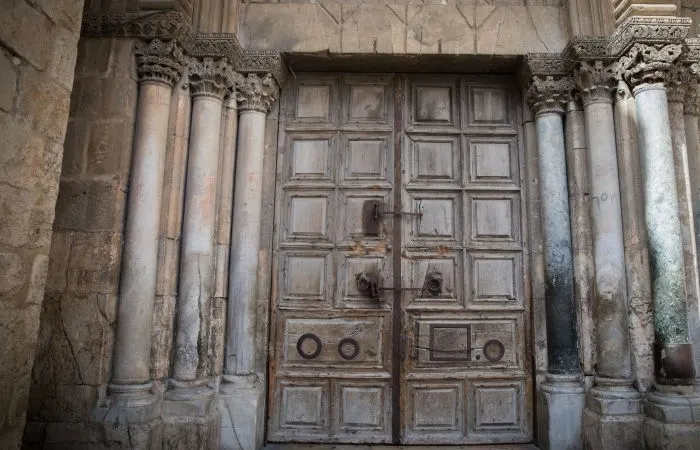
[236,73,279,113]
[526,75,574,115]
[573,60,617,104]
[618,43,683,88]
[134,39,185,86]
[666,64,694,104]
[188,57,238,99]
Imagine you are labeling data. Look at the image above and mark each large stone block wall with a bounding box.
[0,1,84,448]
[22,36,138,448]
[238,0,569,54]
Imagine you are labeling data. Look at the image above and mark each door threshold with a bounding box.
[265,445,539,450]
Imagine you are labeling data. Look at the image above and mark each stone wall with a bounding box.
[23,35,138,448]
[238,0,569,55]
[0,1,84,448]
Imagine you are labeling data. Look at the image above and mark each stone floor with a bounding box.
[265,445,539,450]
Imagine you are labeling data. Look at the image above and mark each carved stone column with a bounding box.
[219,72,278,450]
[110,39,183,406]
[171,57,237,387]
[225,73,278,376]
[574,60,642,449]
[619,43,695,386]
[527,74,585,450]
[684,75,700,391]
[619,41,700,449]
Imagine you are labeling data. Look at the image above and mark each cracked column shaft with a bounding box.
[111,41,181,394]
[173,58,234,381]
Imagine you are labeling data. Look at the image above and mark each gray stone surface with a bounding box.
[239,1,568,55]
[537,375,585,450]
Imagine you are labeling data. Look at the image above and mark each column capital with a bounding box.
[188,57,238,100]
[684,79,700,116]
[526,75,574,115]
[617,43,683,89]
[573,60,617,105]
[134,39,185,87]
[236,73,279,113]
[666,63,694,104]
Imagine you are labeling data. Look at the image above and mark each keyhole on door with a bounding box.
[362,200,382,236]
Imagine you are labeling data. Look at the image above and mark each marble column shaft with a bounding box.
[576,63,633,381]
[528,77,581,375]
[173,57,235,381]
[684,84,700,387]
[614,80,655,392]
[226,73,278,375]
[112,40,181,391]
[564,99,595,377]
[633,75,694,383]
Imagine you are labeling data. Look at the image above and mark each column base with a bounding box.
[537,373,585,450]
[87,383,163,449]
[643,387,700,449]
[582,378,643,450]
[159,378,220,449]
[219,374,266,450]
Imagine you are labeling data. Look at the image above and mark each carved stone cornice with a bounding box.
[188,57,238,100]
[617,43,683,88]
[608,16,691,57]
[237,50,287,87]
[134,39,184,86]
[563,36,611,61]
[236,73,279,113]
[190,33,243,65]
[519,53,570,82]
[81,11,193,46]
[526,75,574,115]
[574,60,617,104]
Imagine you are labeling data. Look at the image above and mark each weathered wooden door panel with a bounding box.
[269,74,531,445]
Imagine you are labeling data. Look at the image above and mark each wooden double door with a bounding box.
[268,74,532,445]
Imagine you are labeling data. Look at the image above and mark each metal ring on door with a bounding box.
[296,333,323,359]
[337,338,360,360]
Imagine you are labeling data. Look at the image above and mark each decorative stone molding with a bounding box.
[134,39,185,86]
[238,50,287,87]
[526,75,574,115]
[574,60,617,104]
[608,16,691,57]
[236,73,279,113]
[190,33,243,64]
[188,57,238,99]
[617,43,683,88]
[563,36,611,60]
[81,11,193,46]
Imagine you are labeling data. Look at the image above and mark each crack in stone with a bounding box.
[58,297,85,385]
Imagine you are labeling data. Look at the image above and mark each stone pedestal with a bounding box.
[162,380,221,449]
[643,389,700,449]
[582,379,643,449]
[219,375,266,450]
[537,374,586,450]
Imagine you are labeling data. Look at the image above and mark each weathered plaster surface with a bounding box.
[239,1,569,55]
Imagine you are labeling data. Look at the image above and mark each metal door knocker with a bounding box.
[425,270,443,297]
[355,272,379,298]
